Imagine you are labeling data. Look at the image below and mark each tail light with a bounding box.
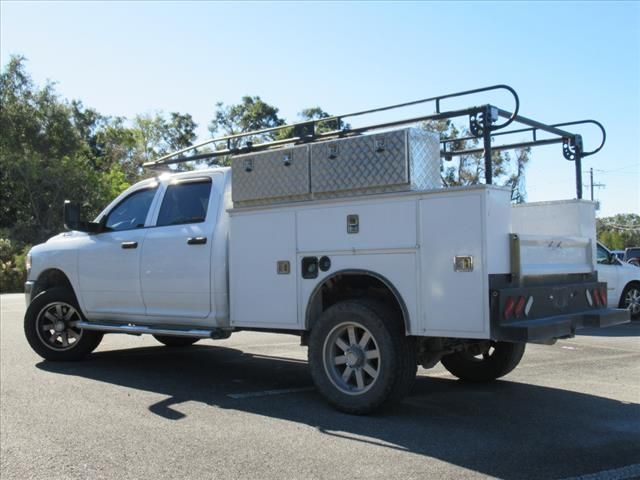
[504,297,516,320]
[504,295,533,320]
[514,296,526,317]
[592,288,601,307]
[600,287,607,306]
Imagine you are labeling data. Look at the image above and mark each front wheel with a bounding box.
[308,299,416,414]
[440,341,525,382]
[24,287,103,361]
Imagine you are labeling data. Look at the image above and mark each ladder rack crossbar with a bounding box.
[145,84,520,168]
[141,84,606,200]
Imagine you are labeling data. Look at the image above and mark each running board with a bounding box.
[75,321,231,339]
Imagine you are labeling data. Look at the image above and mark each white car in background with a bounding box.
[597,242,640,320]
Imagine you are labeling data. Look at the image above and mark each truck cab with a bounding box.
[26,169,232,327]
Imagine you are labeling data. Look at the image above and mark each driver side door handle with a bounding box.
[187,237,207,245]
[121,241,138,249]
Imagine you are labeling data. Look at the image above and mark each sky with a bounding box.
[1,1,639,217]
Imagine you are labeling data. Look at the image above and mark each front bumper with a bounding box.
[25,281,34,306]
[495,308,630,342]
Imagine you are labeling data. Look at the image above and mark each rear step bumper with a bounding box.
[495,308,630,342]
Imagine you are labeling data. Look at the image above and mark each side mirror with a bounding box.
[608,253,618,264]
[63,201,81,231]
[63,201,103,233]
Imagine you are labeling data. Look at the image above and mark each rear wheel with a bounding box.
[24,287,103,361]
[620,283,640,320]
[153,335,199,347]
[308,299,416,414]
[440,341,525,382]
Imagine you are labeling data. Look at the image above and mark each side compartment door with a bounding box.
[229,210,298,329]
[140,177,216,320]
[78,187,158,318]
[419,193,488,337]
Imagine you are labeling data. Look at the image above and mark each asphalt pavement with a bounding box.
[1,293,639,480]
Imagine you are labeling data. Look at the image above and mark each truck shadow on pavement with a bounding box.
[37,344,640,480]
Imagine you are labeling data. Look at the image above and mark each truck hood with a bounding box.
[46,231,89,243]
[30,230,89,255]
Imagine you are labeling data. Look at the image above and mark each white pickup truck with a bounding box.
[23,86,629,413]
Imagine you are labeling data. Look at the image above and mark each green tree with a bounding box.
[0,57,136,290]
[0,57,201,291]
[298,106,348,133]
[423,119,530,202]
[208,96,285,158]
[597,214,640,249]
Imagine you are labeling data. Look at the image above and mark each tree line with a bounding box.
[2,55,543,291]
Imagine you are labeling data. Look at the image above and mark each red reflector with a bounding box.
[514,296,526,317]
[600,288,607,306]
[504,297,516,320]
[592,289,600,307]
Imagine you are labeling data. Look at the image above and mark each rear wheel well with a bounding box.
[305,272,408,338]
[32,269,75,302]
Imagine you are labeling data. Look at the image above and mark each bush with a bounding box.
[0,238,30,293]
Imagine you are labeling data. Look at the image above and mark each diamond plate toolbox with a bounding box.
[310,128,440,196]
[230,128,441,206]
[231,145,311,204]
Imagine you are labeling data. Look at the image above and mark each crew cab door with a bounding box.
[140,176,218,320]
[78,186,158,318]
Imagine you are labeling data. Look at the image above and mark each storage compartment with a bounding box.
[296,199,417,253]
[419,190,490,337]
[310,128,440,196]
[231,145,310,205]
[229,210,299,328]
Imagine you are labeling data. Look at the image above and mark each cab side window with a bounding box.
[156,179,212,227]
[105,188,157,232]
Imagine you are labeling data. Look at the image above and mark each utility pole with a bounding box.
[588,167,606,203]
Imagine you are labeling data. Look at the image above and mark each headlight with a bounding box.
[25,253,32,276]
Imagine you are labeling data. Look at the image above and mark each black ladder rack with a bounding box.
[143,84,606,200]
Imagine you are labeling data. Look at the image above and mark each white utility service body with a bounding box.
[230,178,513,338]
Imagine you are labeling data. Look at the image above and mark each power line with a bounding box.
[591,163,639,173]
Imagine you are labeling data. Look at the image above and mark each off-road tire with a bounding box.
[153,335,199,347]
[24,287,103,361]
[308,299,417,415]
[440,341,526,382]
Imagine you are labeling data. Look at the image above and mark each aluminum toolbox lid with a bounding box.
[309,128,441,194]
[231,144,310,203]
[310,129,409,194]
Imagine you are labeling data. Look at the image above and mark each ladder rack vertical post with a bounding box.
[575,147,583,199]
[483,107,493,185]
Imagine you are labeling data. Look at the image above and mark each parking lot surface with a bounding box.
[1,293,639,479]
